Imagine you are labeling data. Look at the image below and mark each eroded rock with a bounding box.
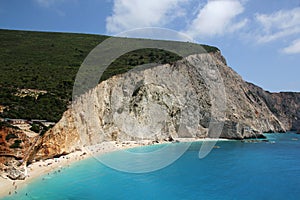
[32,52,296,160]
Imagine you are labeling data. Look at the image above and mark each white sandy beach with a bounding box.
[0,138,229,198]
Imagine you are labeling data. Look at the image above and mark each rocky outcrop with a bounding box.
[6,166,26,180]
[29,51,298,160]
[32,110,81,161]
[215,59,286,137]
[246,83,300,132]
[0,126,33,180]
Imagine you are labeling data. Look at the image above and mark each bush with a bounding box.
[30,123,40,133]
[5,133,18,141]
[10,139,22,149]
[0,121,20,130]
[30,122,49,136]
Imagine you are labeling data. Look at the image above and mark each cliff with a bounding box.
[246,83,300,132]
[0,125,33,180]
[30,52,296,161]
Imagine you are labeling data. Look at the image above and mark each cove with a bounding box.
[2,133,300,200]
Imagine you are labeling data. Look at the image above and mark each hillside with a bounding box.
[0,29,218,122]
[30,52,300,163]
[1,29,300,180]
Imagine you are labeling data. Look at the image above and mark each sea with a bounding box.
[2,133,300,200]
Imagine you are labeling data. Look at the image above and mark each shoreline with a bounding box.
[0,138,230,198]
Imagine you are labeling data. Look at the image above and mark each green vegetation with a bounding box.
[0,29,219,122]
[100,48,182,82]
[5,133,18,141]
[29,123,40,133]
[0,29,106,121]
[30,122,52,136]
[0,121,20,130]
[9,139,22,149]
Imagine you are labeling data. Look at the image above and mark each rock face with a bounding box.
[246,83,300,132]
[6,166,26,180]
[0,126,34,180]
[32,52,299,160]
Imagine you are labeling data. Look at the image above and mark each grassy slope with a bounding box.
[0,29,219,122]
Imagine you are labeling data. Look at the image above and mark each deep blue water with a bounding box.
[2,133,300,200]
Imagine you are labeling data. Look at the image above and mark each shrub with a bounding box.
[5,133,18,141]
[30,123,40,133]
[0,121,20,130]
[10,139,22,149]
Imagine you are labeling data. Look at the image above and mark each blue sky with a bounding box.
[0,0,299,92]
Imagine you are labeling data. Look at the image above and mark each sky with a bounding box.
[0,0,300,92]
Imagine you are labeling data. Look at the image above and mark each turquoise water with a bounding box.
[3,133,300,200]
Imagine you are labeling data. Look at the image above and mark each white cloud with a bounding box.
[184,0,247,38]
[282,39,300,54]
[106,0,187,34]
[255,7,300,43]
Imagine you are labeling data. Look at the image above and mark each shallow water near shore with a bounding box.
[2,133,300,200]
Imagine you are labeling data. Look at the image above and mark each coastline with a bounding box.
[0,138,229,198]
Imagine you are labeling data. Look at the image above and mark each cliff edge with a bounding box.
[31,52,296,161]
